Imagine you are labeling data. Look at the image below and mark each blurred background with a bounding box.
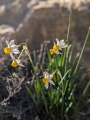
[0,0,90,68]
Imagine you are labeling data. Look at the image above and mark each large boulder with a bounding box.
[14,1,90,68]
[0,0,90,68]
[14,6,90,48]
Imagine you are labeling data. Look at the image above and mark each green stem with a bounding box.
[18,43,26,47]
[65,8,72,75]
[74,27,90,75]
[61,9,72,119]
[66,8,72,44]
[18,49,25,59]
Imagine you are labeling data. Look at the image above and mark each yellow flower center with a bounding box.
[49,49,55,55]
[53,44,59,51]
[4,47,11,54]
[11,61,18,68]
[42,78,49,84]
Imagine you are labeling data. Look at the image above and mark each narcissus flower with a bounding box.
[55,38,67,49]
[4,40,20,54]
[50,38,67,55]
[42,72,55,89]
[10,54,25,67]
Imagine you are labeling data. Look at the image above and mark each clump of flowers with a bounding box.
[3,27,90,120]
[2,7,90,120]
[4,40,24,68]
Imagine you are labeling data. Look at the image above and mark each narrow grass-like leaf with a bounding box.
[40,83,49,113]
[74,28,90,75]
[59,69,71,85]
[83,81,90,96]
[81,73,88,81]
[86,99,90,104]
[75,81,90,111]
[66,8,72,43]
[25,85,37,106]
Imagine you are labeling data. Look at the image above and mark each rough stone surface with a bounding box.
[0,24,15,34]
[0,0,90,68]
[0,0,31,27]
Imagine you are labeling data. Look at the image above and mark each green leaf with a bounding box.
[25,85,37,106]
[59,69,71,86]
[74,28,90,75]
[83,81,90,96]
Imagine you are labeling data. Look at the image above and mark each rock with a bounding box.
[0,0,30,27]
[0,0,89,68]
[14,6,90,49]
[13,0,90,68]
[0,0,14,5]
[0,24,15,34]
[0,24,15,43]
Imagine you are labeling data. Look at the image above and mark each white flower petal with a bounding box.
[44,72,49,78]
[56,38,60,45]
[11,45,18,49]
[10,40,15,46]
[45,83,49,89]
[53,42,55,46]
[43,72,46,77]
[49,74,53,79]
[49,80,55,85]
[10,53,16,61]
[54,50,59,54]
[11,47,20,54]
[16,59,21,63]
[55,38,67,49]
[12,49,20,52]
[60,45,67,48]
[6,41,10,47]
[59,39,64,43]
[43,71,47,75]
[18,63,25,67]
[12,51,20,54]
[16,60,25,67]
